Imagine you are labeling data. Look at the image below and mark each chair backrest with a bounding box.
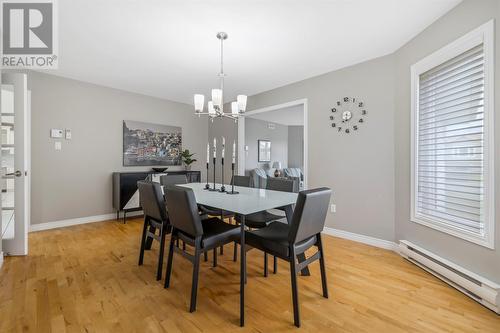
[137,181,168,222]
[288,187,331,244]
[266,178,296,193]
[164,185,203,237]
[231,175,252,187]
[160,174,188,186]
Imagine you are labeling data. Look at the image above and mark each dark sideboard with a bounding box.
[112,170,201,223]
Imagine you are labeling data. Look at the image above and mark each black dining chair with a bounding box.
[245,187,331,327]
[235,178,297,275]
[160,174,188,186]
[137,180,171,281]
[163,185,240,312]
[231,175,252,187]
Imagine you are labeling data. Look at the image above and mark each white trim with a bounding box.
[410,20,495,249]
[29,211,143,232]
[322,227,397,251]
[238,98,308,189]
[0,251,3,269]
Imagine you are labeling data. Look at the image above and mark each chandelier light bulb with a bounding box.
[208,101,216,116]
[212,89,222,107]
[237,95,247,112]
[231,101,239,116]
[194,94,204,112]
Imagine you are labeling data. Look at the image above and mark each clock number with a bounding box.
[362,110,367,115]
[358,102,364,107]
[331,108,337,112]
[329,115,334,120]
[343,97,350,102]
[338,126,342,132]
[337,101,341,106]
[331,123,336,128]
[345,128,350,134]
[352,98,356,103]
[353,125,358,131]
[359,118,364,123]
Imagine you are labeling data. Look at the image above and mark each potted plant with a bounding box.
[181,149,197,171]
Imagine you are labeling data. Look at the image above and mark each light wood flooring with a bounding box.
[0,217,499,332]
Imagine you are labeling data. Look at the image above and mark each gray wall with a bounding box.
[394,0,500,282]
[246,55,396,241]
[244,118,288,174]
[288,125,304,169]
[29,72,208,224]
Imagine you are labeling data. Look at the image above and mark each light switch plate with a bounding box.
[55,141,62,150]
[330,204,336,213]
[65,129,72,140]
[50,129,63,138]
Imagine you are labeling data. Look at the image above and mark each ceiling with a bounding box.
[47,0,461,105]
[247,105,304,126]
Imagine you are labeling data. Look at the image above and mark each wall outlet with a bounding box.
[55,141,62,151]
[65,129,72,140]
[330,204,336,213]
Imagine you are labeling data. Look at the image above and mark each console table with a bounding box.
[112,170,201,223]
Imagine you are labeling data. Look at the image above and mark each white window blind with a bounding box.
[411,21,494,248]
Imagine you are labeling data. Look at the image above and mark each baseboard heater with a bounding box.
[398,240,500,314]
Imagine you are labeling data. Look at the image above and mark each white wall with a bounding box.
[394,0,500,283]
[245,55,396,241]
[29,72,208,225]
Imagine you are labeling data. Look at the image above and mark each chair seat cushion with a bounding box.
[199,205,235,218]
[236,210,286,229]
[246,221,316,258]
[200,218,240,249]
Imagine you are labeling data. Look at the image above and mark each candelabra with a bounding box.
[208,157,217,191]
[204,162,210,190]
[219,157,226,192]
[226,162,239,195]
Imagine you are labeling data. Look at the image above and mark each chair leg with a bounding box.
[156,225,166,281]
[138,217,149,265]
[204,251,208,262]
[164,232,176,288]
[182,241,186,251]
[264,252,268,277]
[233,242,238,262]
[273,256,278,274]
[213,248,218,267]
[317,234,329,298]
[190,239,202,312]
[220,245,224,255]
[289,246,301,328]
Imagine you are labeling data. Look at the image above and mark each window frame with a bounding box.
[410,20,495,249]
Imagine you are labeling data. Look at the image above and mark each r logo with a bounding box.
[2,2,53,54]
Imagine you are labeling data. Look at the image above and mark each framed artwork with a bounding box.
[123,120,182,166]
[258,139,271,162]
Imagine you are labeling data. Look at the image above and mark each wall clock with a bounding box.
[329,97,367,133]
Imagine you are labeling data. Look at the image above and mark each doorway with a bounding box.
[238,99,308,189]
[1,73,31,256]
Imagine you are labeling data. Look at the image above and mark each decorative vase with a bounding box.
[185,165,192,171]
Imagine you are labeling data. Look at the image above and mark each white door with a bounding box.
[1,73,30,256]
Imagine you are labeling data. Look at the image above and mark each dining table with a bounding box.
[177,182,309,326]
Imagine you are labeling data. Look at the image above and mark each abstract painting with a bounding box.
[123,120,182,166]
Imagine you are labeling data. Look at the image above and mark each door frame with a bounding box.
[1,73,30,256]
[237,98,308,189]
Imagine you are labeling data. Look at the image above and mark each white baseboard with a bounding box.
[29,211,143,232]
[322,227,397,251]
[0,251,3,269]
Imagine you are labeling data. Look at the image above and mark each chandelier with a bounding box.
[193,32,247,121]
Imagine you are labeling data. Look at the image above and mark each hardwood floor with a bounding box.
[0,217,499,332]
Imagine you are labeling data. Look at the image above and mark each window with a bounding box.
[411,20,495,248]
